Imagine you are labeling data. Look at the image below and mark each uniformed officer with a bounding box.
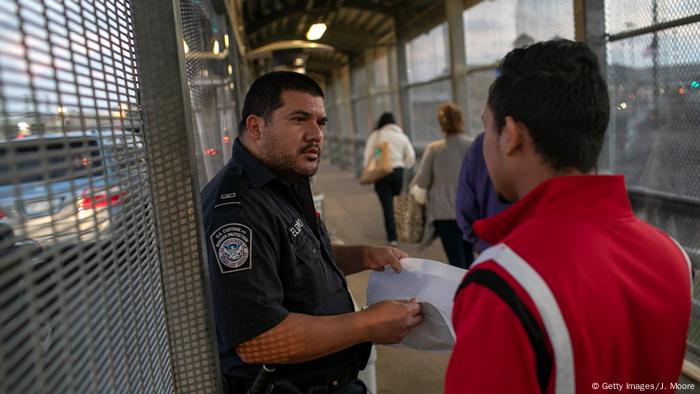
[202,71,423,394]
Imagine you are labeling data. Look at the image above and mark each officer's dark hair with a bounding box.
[376,112,396,129]
[487,39,610,172]
[239,71,324,133]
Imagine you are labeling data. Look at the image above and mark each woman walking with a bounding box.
[411,103,472,268]
[364,112,415,245]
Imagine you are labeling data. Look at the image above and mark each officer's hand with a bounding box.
[360,299,422,344]
[365,246,408,273]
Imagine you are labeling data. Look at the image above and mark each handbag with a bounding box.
[409,184,427,205]
[359,140,392,185]
[393,194,425,243]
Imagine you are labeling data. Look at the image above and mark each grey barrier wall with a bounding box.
[132,0,222,392]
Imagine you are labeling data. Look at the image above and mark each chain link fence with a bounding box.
[605,0,700,367]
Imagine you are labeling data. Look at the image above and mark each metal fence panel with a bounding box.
[406,23,449,84]
[462,0,575,136]
[180,1,237,186]
[605,0,700,366]
[132,0,225,391]
[606,0,700,35]
[407,79,452,147]
[0,0,172,392]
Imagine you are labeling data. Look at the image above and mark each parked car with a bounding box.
[0,132,132,246]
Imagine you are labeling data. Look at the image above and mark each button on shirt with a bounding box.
[201,139,364,381]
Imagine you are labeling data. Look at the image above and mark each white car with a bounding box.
[0,133,134,246]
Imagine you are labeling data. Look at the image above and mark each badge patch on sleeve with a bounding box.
[210,223,253,274]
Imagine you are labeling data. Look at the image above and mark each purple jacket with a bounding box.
[455,132,511,253]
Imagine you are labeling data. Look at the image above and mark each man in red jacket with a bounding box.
[446,39,692,394]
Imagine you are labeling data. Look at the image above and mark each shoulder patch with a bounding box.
[210,223,253,274]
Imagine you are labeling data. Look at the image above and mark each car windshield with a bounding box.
[0,138,103,185]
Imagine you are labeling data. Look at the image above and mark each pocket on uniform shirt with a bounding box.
[291,234,324,309]
[293,234,321,264]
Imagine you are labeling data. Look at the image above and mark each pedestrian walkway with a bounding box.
[313,160,451,394]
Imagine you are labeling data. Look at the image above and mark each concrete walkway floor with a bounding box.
[312,161,451,394]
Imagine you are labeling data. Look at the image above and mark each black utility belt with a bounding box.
[248,364,362,394]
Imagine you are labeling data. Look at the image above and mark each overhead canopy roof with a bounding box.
[221,0,446,76]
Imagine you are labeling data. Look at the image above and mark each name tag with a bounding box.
[289,218,304,239]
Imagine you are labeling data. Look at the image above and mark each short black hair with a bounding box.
[239,71,324,133]
[376,112,396,129]
[487,39,610,172]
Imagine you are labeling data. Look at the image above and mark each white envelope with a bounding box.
[366,257,467,352]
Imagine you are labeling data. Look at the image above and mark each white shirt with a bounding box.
[363,124,416,170]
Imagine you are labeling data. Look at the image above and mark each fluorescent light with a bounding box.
[306,23,326,41]
[228,64,233,75]
[224,34,229,48]
[213,39,220,55]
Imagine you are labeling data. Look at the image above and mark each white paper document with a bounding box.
[366,258,467,352]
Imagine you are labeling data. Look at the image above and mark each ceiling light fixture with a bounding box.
[306,23,327,41]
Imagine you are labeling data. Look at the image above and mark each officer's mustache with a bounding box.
[299,143,321,156]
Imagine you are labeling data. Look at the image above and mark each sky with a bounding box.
[460,0,700,68]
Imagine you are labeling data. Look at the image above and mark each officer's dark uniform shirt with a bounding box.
[202,139,369,382]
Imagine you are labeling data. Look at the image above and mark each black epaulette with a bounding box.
[214,166,244,210]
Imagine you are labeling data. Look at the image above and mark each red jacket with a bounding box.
[446,175,691,394]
